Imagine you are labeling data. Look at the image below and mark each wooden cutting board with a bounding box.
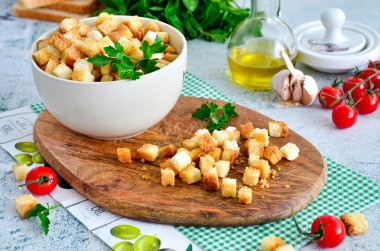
[34,96,327,227]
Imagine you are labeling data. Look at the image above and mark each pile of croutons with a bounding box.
[32,13,178,82]
[117,120,300,205]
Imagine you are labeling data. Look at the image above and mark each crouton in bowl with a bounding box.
[30,15,187,140]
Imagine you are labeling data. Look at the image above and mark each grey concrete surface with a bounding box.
[1,0,379,250]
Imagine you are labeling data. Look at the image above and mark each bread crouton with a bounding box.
[72,69,95,82]
[129,46,144,60]
[222,140,239,152]
[170,151,192,172]
[208,147,222,162]
[280,143,299,161]
[190,148,203,164]
[273,244,294,251]
[100,63,111,76]
[161,168,175,186]
[248,153,260,166]
[225,126,240,141]
[243,167,260,186]
[163,53,178,62]
[244,138,265,156]
[144,21,161,33]
[124,16,143,36]
[45,57,61,75]
[341,213,368,236]
[212,130,230,146]
[238,186,252,205]
[260,236,284,251]
[250,159,270,179]
[203,167,219,191]
[95,12,112,26]
[177,148,192,157]
[37,39,49,50]
[45,45,62,60]
[118,37,135,55]
[74,58,93,72]
[14,194,39,219]
[159,144,177,158]
[63,45,83,68]
[117,147,132,164]
[96,36,114,54]
[87,30,103,42]
[156,60,170,69]
[77,22,92,37]
[156,32,169,43]
[59,18,79,33]
[143,30,158,45]
[221,149,238,166]
[182,137,199,150]
[97,17,119,36]
[239,122,254,139]
[268,121,289,138]
[53,63,72,79]
[263,146,283,165]
[33,48,52,66]
[13,164,28,182]
[136,144,159,162]
[253,128,269,147]
[199,154,214,174]
[92,69,102,81]
[221,178,236,198]
[63,27,81,42]
[80,38,101,57]
[49,32,71,52]
[159,159,179,176]
[101,75,115,82]
[198,133,216,153]
[215,160,230,178]
[109,24,133,42]
[179,164,201,184]
[165,45,176,54]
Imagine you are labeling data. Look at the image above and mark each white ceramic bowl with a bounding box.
[31,16,187,140]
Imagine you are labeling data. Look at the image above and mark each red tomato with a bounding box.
[318,86,343,109]
[359,68,380,91]
[332,104,357,129]
[368,60,380,70]
[311,215,346,248]
[23,166,57,195]
[355,92,380,114]
[342,77,368,98]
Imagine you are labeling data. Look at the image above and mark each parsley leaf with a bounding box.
[192,102,239,131]
[27,203,61,235]
[140,36,168,59]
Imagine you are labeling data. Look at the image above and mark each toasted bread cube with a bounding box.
[177,148,192,157]
[97,36,115,54]
[244,138,265,156]
[59,18,79,33]
[143,30,158,45]
[170,151,192,172]
[243,167,260,186]
[95,12,112,26]
[190,148,203,164]
[118,37,135,55]
[160,159,179,176]
[248,153,260,166]
[77,22,92,37]
[253,128,269,147]
[129,47,144,60]
[260,236,284,251]
[159,144,177,158]
[222,178,236,198]
[14,194,39,219]
[100,63,111,76]
[63,45,83,68]
[198,134,216,153]
[53,63,72,79]
[13,164,28,182]
[74,58,93,72]
[341,213,368,236]
[63,27,81,43]
[179,164,201,184]
[263,146,283,165]
[87,30,103,42]
[36,39,49,50]
[33,48,52,66]
[136,144,159,162]
[49,32,71,52]
[124,16,143,34]
[212,130,230,146]
[156,32,169,43]
[72,70,95,82]
[161,169,175,186]
[193,129,210,137]
[268,121,289,138]
[81,38,101,57]
[199,154,215,174]
[144,21,160,33]
[156,60,170,69]
[203,167,219,191]
[165,45,176,54]
[92,69,102,81]
[98,18,119,36]
[225,126,240,141]
[238,186,252,205]
[273,244,294,251]
[221,149,238,166]
[101,75,115,82]
[250,159,270,179]
[129,38,142,49]
[110,24,133,42]
[239,122,254,139]
[45,45,62,60]
[45,57,61,75]
[182,137,199,150]
[215,160,230,178]
[222,140,239,152]
[280,143,299,161]
[209,147,222,162]
[117,147,132,164]
[163,53,178,62]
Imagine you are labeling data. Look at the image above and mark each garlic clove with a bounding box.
[300,75,319,106]
[270,70,292,101]
[291,76,304,102]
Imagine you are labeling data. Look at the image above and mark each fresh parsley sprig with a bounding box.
[27,203,61,235]
[192,102,239,131]
[87,36,168,80]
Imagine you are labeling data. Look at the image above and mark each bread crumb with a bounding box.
[141,175,150,180]
[141,166,148,171]
[285,185,290,189]
[341,213,368,236]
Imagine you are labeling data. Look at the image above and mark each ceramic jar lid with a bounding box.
[294,8,380,73]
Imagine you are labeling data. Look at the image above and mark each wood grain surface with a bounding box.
[34,96,327,227]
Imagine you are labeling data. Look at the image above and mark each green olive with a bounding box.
[133,235,161,251]
[32,152,46,164]
[110,225,141,240]
[15,142,38,153]
[14,154,33,166]
[113,241,134,251]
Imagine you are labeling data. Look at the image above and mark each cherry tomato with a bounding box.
[23,166,57,195]
[318,86,344,109]
[311,215,346,248]
[332,104,357,129]
[342,77,368,98]
[355,91,380,114]
[359,68,380,91]
[368,60,380,70]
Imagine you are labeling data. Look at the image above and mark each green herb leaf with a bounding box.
[183,0,198,12]
[87,55,115,67]
[27,203,61,235]
[128,71,144,80]
[140,37,168,59]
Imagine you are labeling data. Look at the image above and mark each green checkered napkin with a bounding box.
[31,72,380,250]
